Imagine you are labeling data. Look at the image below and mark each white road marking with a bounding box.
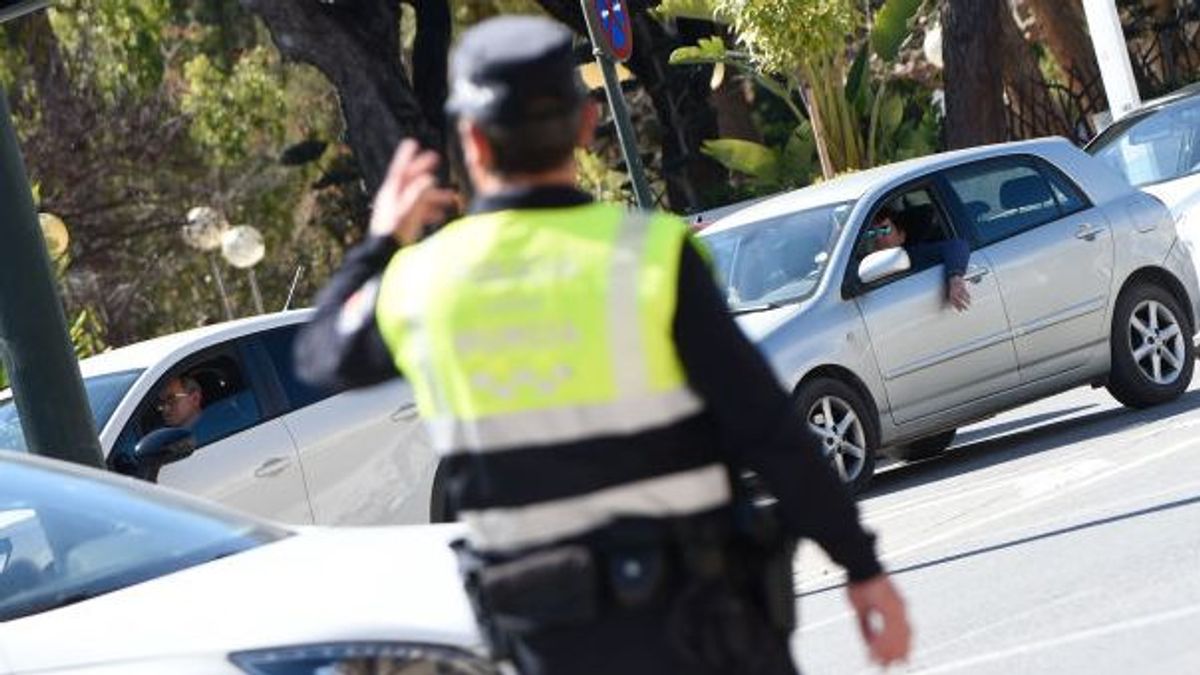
[895,603,1200,675]
[879,435,1200,566]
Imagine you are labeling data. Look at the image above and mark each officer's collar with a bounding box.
[469,185,593,214]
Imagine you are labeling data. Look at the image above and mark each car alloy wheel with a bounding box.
[1128,298,1186,386]
[806,395,868,483]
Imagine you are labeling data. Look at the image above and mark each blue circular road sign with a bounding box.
[587,0,634,62]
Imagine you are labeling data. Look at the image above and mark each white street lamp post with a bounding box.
[183,206,234,320]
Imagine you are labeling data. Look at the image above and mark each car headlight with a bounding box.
[229,642,498,675]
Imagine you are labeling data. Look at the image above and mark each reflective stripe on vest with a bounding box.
[460,464,732,553]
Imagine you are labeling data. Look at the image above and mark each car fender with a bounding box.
[745,300,890,435]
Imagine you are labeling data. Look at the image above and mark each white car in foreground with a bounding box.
[0,310,445,526]
[0,450,487,675]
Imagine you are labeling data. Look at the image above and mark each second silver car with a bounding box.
[702,138,1200,491]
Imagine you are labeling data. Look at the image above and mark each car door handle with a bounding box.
[1075,224,1106,241]
[962,267,989,284]
[391,402,420,423]
[254,457,292,479]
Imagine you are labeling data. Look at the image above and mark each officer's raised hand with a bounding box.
[370,139,459,246]
[847,574,912,667]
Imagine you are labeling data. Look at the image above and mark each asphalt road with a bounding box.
[792,375,1200,674]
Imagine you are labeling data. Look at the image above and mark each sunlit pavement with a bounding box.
[793,374,1200,674]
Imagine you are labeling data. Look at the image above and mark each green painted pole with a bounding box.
[579,3,654,210]
[0,89,104,468]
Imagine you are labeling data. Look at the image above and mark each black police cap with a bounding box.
[446,15,586,126]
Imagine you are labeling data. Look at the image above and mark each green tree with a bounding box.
[665,0,937,186]
[2,1,347,348]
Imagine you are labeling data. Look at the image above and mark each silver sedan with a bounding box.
[701,138,1200,492]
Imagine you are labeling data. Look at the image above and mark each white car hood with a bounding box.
[0,524,480,673]
[1141,173,1200,216]
[1143,176,1200,253]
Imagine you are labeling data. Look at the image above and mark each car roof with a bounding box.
[77,309,314,378]
[701,137,1079,235]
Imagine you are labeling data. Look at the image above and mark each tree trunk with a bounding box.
[1023,0,1101,106]
[534,0,724,211]
[942,0,1008,148]
[710,77,760,143]
[240,0,449,194]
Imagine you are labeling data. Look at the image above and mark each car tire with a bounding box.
[886,428,957,462]
[429,461,455,524]
[1107,281,1195,409]
[793,377,877,494]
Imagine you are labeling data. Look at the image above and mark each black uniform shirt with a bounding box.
[295,186,883,582]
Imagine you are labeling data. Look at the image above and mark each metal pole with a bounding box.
[208,252,235,320]
[1083,0,1141,122]
[579,4,654,210]
[0,90,103,468]
[247,268,264,315]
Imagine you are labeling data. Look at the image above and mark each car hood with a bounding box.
[734,302,808,343]
[0,524,480,673]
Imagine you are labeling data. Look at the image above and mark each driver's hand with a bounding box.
[947,275,972,312]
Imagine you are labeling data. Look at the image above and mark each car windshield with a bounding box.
[1087,96,1200,187]
[0,370,142,452]
[702,201,854,313]
[0,452,288,622]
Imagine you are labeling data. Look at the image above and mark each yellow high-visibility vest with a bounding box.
[375,203,731,553]
[376,203,703,453]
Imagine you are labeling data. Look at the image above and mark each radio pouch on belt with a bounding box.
[474,544,599,635]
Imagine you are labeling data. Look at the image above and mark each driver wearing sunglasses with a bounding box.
[156,376,204,429]
[868,205,972,312]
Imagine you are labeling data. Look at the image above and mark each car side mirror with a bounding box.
[858,248,912,285]
[114,427,196,482]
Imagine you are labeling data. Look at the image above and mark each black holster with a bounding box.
[452,539,599,660]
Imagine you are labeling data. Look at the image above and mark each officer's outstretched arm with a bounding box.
[294,238,403,392]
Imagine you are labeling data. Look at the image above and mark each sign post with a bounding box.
[0,0,105,469]
[579,0,654,210]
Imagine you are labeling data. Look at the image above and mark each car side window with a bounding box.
[259,324,336,411]
[944,159,1061,246]
[1039,161,1091,217]
[123,352,263,457]
[855,187,955,280]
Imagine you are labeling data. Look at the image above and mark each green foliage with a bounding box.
[48,0,170,100]
[701,122,818,191]
[0,0,347,350]
[452,0,545,35]
[182,47,287,166]
[668,0,938,184]
[715,0,859,77]
[669,36,729,66]
[702,138,778,182]
[655,0,726,22]
[576,149,631,204]
[871,0,924,62]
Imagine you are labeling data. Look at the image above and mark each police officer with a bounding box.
[296,15,911,675]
